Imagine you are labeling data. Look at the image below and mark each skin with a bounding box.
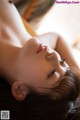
[17,38,69,91]
[0,0,79,100]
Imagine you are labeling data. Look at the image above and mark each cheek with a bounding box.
[24,61,44,80]
[26,67,45,89]
[22,55,51,86]
[25,62,47,85]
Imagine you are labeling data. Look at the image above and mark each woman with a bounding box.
[0,0,80,100]
[0,1,80,120]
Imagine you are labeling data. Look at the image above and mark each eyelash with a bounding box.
[47,70,56,78]
[48,58,66,78]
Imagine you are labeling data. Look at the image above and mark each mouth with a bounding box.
[36,44,48,54]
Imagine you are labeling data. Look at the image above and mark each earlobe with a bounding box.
[11,81,29,101]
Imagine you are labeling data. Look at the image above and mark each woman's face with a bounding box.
[19,38,69,93]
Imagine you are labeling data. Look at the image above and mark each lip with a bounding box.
[36,44,48,54]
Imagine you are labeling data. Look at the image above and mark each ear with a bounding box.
[11,81,29,101]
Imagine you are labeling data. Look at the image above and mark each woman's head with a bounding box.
[11,37,70,100]
[10,37,80,101]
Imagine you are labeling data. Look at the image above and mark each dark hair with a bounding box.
[0,68,80,120]
[48,68,80,101]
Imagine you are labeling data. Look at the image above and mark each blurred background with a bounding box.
[13,0,80,65]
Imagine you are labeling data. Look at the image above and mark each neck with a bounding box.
[0,42,21,84]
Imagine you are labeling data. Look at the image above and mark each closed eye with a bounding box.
[47,58,66,79]
[47,70,56,79]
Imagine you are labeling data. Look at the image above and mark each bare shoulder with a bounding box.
[0,0,30,43]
